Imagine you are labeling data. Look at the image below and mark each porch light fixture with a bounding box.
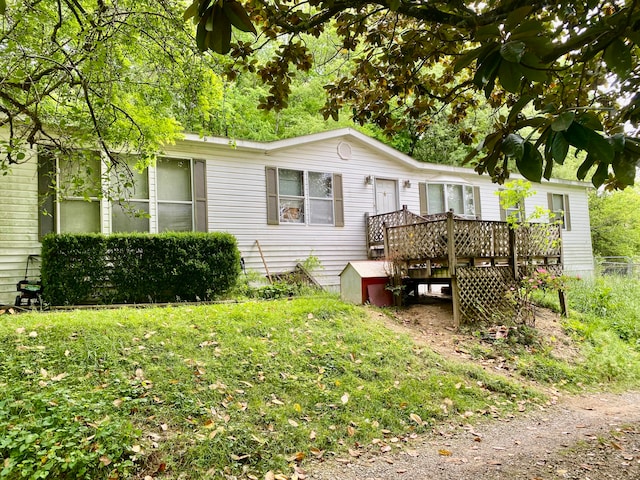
[364,175,374,185]
[403,180,412,188]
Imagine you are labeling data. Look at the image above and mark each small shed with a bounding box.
[340,261,393,307]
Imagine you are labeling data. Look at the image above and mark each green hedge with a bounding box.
[41,232,240,305]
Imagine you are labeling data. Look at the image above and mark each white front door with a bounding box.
[375,179,398,214]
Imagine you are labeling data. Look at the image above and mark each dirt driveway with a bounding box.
[309,391,640,479]
[308,302,640,480]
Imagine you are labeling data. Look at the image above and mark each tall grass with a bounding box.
[524,275,640,389]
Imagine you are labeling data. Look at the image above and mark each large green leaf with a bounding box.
[551,111,575,132]
[576,112,603,131]
[565,122,614,164]
[577,154,597,180]
[0,0,6,15]
[516,142,543,182]
[498,60,523,93]
[519,52,548,82]
[184,0,199,21]
[473,50,501,90]
[504,6,533,30]
[500,41,527,63]
[550,130,569,164]
[612,156,637,187]
[591,162,609,188]
[453,43,497,73]
[223,1,257,34]
[603,38,632,78]
[502,133,525,160]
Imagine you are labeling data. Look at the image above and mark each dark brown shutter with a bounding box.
[38,149,56,238]
[418,182,427,216]
[333,173,344,227]
[473,186,481,220]
[193,159,208,232]
[265,166,279,225]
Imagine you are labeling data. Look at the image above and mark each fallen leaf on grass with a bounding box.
[341,393,349,404]
[310,448,324,458]
[349,448,361,458]
[438,449,452,456]
[51,372,67,382]
[99,456,112,466]
[288,419,299,427]
[230,453,250,461]
[410,413,423,425]
[287,452,306,462]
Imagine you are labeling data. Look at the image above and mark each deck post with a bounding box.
[447,211,460,328]
[509,226,518,280]
[365,213,371,258]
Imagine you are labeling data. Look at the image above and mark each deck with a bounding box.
[365,207,563,325]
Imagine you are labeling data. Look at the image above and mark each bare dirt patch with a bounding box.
[308,300,640,480]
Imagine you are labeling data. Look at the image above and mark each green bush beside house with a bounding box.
[41,232,240,305]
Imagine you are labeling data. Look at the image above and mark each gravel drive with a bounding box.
[308,391,640,480]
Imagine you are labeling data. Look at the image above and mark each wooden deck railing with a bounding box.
[365,206,449,257]
[365,209,563,327]
[384,213,561,266]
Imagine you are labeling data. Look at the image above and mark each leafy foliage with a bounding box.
[41,232,241,305]
[589,187,640,258]
[0,0,219,176]
[185,0,640,188]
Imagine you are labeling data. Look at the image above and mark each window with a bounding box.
[308,172,334,224]
[157,157,193,232]
[38,150,207,235]
[58,151,102,233]
[266,167,343,226]
[279,169,305,223]
[548,193,571,230]
[424,183,478,219]
[498,192,525,223]
[111,156,150,233]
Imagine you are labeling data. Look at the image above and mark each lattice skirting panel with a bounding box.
[456,266,519,323]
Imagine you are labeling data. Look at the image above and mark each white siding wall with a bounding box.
[167,135,595,288]
[0,148,41,305]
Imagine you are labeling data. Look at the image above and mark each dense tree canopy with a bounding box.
[2,1,639,191]
[0,0,221,174]
[589,187,640,257]
[188,0,640,189]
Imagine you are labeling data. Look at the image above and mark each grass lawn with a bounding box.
[0,296,538,480]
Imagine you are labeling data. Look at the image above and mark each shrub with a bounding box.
[41,232,240,305]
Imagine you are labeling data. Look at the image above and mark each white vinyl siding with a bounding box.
[0,146,41,304]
